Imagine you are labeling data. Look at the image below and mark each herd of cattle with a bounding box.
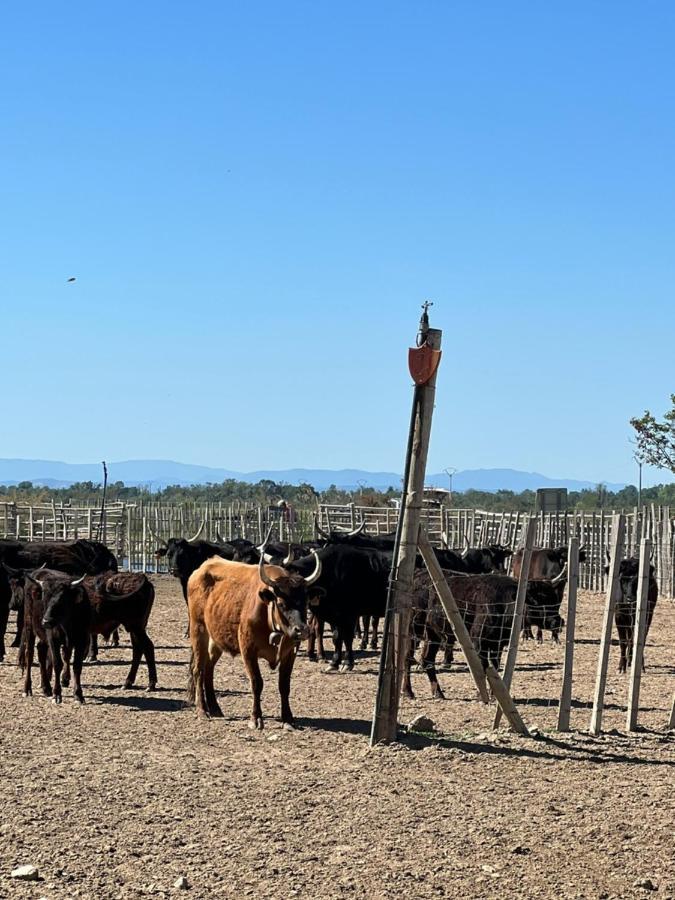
[0,521,659,730]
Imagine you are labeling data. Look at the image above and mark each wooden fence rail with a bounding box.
[1,499,673,597]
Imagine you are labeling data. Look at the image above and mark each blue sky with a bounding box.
[2,2,673,486]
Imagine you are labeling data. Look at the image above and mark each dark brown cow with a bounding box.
[83,572,157,690]
[403,571,518,700]
[610,558,658,673]
[9,569,90,703]
[187,553,323,729]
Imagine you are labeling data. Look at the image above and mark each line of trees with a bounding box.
[1,478,674,511]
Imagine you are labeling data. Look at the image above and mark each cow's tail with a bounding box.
[186,649,196,705]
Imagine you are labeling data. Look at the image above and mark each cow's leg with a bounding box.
[11,606,24,648]
[306,612,318,661]
[341,621,356,672]
[369,616,379,650]
[23,629,35,697]
[124,631,144,689]
[110,628,120,648]
[402,637,416,699]
[36,640,51,697]
[328,625,343,670]
[88,633,99,662]
[316,616,326,661]
[360,615,370,651]
[49,637,63,704]
[202,638,223,717]
[181,579,190,638]
[71,640,85,703]
[536,627,543,643]
[60,645,71,687]
[278,649,297,729]
[0,601,9,661]
[618,626,628,673]
[190,625,210,717]
[242,651,264,729]
[422,634,445,700]
[141,631,158,691]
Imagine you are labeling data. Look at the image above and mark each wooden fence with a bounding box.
[317,503,675,598]
[1,499,673,597]
[0,500,316,573]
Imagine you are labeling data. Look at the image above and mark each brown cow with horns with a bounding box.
[187,541,323,729]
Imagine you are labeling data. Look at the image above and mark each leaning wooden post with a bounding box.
[557,538,580,732]
[668,692,675,730]
[493,516,536,729]
[371,307,442,746]
[485,667,529,736]
[418,534,489,703]
[626,539,652,732]
[589,513,626,735]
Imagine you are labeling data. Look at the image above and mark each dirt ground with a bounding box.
[0,576,673,900]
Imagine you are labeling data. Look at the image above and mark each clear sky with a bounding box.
[2,2,673,486]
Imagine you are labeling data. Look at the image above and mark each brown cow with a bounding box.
[187,552,323,729]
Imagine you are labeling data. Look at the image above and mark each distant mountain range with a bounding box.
[0,458,626,493]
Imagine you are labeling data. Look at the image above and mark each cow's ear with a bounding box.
[307,587,325,607]
[259,588,275,604]
[155,549,167,558]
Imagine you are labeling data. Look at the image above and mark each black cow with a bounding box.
[521,573,567,644]
[609,558,659,673]
[288,544,390,671]
[9,569,90,703]
[512,545,587,581]
[0,538,118,575]
[84,572,158,689]
[404,571,518,699]
[0,538,117,660]
[154,537,241,603]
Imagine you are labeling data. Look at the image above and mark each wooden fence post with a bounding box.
[371,314,442,746]
[626,539,652,732]
[493,516,536,729]
[417,534,489,703]
[589,513,626,735]
[485,667,530,736]
[669,692,675,730]
[557,538,580,732]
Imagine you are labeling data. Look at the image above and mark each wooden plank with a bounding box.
[669,692,675,730]
[418,534,490,704]
[589,513,626,735]
[557,538,580,731]
[493,516,537,728]
[485,666,529,736]
[626,539,652,731]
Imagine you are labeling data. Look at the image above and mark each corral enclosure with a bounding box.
[2,498,674,596]
[1,498,674,898]
[0,574,673,899]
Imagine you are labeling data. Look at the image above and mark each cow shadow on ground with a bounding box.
[84,658,186,668]
[92,692,187,713]
[513,662,560,672]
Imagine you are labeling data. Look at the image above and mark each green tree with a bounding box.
[630,394,675,473]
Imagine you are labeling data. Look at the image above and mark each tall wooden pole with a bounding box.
[371,308,442,745]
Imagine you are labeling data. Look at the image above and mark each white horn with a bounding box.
[303,549,323,586]
[462,535,470,558]
[551,565,568,586]
[186,519,206,544]
[283,542,294,566]
[71,574,87,587]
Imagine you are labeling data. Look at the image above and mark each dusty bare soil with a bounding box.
[0,577,673,900]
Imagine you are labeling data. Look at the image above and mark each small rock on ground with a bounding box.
[406,714,436,733]
[174,875,190,889]
[10,865,39,881]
